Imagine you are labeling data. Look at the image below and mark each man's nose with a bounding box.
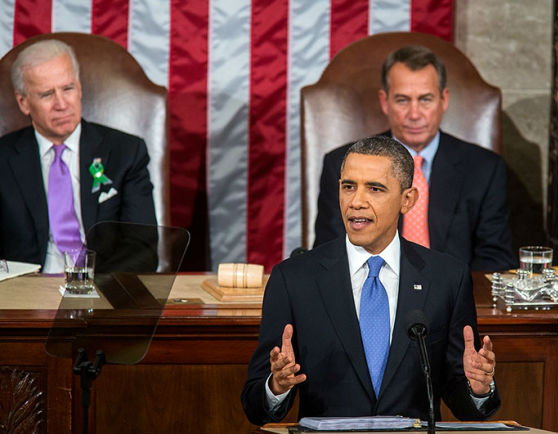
[350,187,367,208]
[408,100,421,119]
[53,91,68,109]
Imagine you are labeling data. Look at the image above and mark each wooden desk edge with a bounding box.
[257,421,554,434]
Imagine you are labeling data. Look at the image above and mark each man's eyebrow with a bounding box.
[340,179,387,189]
[393,92,435,99]
[418,92,435,98]
[365,181,387,189]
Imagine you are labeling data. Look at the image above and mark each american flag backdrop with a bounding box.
[0,0,453,271]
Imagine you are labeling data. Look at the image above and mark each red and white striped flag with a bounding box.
[0,0,452,271]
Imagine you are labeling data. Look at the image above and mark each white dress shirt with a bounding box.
[346,232,400,342]
[37,123,85,273]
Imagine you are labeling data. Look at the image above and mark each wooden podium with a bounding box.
[257,422,555,434]
[0,272,556,433]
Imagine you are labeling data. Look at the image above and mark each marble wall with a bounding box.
[454,0,554,250]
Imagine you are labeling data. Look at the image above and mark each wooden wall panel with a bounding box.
[93,364,258,434]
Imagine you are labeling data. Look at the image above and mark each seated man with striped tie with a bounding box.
[242,136,499,425]
[313,45,516,272]
[0,39,156,272]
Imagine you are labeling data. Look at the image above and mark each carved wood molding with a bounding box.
[0,367,45,434]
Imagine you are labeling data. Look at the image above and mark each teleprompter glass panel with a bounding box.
[46,222,190,365]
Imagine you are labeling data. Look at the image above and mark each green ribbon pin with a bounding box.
[89,158,112,193]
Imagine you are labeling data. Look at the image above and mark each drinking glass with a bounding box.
[519,246,553,277]
[63,249,96,294]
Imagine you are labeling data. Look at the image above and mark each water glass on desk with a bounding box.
[63,249,96,294]
[0,259,8,273]
[519,246,553,277]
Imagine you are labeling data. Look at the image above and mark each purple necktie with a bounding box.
[47,144,83,254]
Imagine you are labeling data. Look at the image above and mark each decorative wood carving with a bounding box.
[0,367,45,434]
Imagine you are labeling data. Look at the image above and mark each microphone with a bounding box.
[406,310,435,434]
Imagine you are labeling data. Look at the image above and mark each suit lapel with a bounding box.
[378,238,429,399]
[428,133,465,251]
[8,129,50,254]
[315,238,376,404]
[79,121,107,233]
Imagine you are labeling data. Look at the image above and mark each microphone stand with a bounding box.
[414,326,435,434]
[73,347,106,434]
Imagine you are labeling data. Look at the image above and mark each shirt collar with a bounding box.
[393,130,440,172]
[346,231,401,277]
[37,122,82,157]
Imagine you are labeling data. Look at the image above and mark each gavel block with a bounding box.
[201,263,267,302]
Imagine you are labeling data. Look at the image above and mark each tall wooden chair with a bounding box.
[300,31,502,248]
[0,32,170,226]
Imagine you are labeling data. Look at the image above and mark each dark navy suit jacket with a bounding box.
[241,237,500,425]
[0,119,156,266]
[313,131,517,272]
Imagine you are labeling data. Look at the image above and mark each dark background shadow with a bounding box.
[502,110,547,255]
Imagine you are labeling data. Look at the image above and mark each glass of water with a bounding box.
[519,246,553,277]
[63,249,96,294]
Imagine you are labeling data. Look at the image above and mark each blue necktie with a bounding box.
[359,256,390,396]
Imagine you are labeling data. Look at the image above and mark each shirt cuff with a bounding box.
[470,393,490,408]
[468,380,495,408]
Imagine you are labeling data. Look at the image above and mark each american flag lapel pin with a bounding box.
[413,284,422,291]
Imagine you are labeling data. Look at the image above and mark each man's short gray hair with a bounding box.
[381,45,447,94]
[341,135,414,191]
[11,39,80,95]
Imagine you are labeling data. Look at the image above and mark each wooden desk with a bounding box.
[0,273,556,434]
[458,274,558,432]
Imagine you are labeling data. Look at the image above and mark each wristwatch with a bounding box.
[468,379,495,398]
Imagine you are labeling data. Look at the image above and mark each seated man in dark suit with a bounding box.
[242,136,499,425]
[0,39,156,272]
[314,45,516,272]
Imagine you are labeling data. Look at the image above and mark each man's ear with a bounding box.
[378,89,389,116]
[400,187,418,215]
[15,93,30,116]
[441,87,450,113]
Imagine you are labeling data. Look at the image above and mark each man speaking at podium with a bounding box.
[242,136,500,425]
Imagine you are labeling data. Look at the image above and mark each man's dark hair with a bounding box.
[341,135,414,191]
[381,45,447,93]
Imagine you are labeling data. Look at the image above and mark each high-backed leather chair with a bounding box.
[0,32,169,225]
[301,31,502,248]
